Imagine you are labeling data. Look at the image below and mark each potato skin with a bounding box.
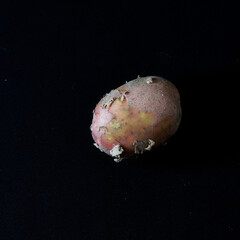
[91,76,182,162]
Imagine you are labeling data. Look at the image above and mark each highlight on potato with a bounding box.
[90,76,182,163]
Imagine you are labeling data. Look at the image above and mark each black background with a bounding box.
[1,1,240,239]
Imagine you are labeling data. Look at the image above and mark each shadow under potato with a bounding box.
[128,67,239,169]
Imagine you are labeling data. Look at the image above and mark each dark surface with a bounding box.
[1,1,240,239]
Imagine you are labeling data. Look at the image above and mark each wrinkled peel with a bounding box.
[93,143,103,152]
[146,77,153,84]
[134,139,155,154]
[110,144,124,163]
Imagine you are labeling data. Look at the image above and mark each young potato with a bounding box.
[90,76,182,162]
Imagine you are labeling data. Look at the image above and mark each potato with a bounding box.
[90,76,182,162]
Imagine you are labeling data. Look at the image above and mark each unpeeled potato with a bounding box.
[90,76,182,162]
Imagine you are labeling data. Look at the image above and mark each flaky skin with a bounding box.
[91,76,182,162]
